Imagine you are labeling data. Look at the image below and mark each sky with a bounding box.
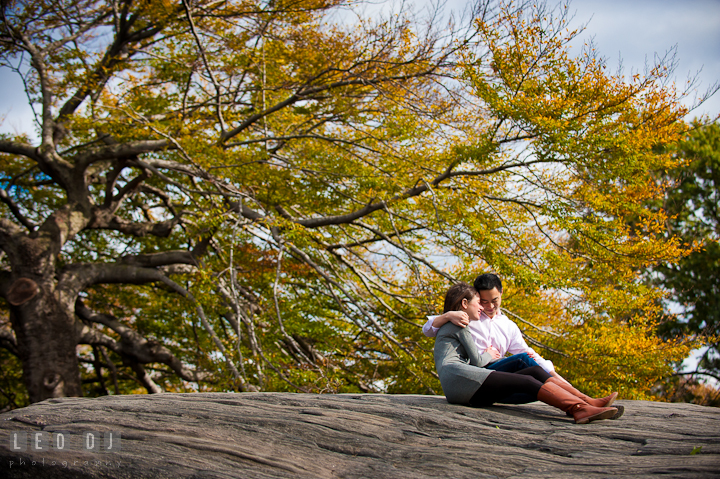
[440,0,720,118]
[566,0,720,119]
[1,0,718,138]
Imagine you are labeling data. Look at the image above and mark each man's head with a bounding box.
[473,273,503,293]
[473,273,502,318]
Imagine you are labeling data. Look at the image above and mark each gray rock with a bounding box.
[0,393,718,478]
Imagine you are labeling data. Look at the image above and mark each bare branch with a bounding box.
[181,0,227,133]
[221,70,441,143]
[501,308,562,338]
[43,9,112,57]
[355,221,456,282]
[76,300,207,382]
[283,242,402,350]
[88,209,180,237]
[73,140,169,171]
[79,266,246,387]
[118,251,198,268]
[447,157,564,179]
[127,361,162,394]
[56,16,166,122]
[109,170,149,210]
[285,155,556,229]
[0,140,39,160]
[271,244,316,366]
[325,226,423,251]
[0,188,37,231]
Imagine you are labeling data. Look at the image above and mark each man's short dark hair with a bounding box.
[473,273,503,293]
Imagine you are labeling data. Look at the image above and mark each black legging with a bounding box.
[469,366,551,407]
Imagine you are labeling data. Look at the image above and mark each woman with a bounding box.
[434,282,622,424]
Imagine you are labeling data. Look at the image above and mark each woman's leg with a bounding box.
[469,371,544,407]
[537,382,621,424]
[546,377,618,408]
[470,371,621,424]
[495,365,553,404]
[515,365,551,383]
[507,367,618,411]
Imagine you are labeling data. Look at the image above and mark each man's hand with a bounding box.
[485,346,501,361]
[445,310,469,328]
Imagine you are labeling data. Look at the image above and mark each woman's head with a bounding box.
[443,282,482,320]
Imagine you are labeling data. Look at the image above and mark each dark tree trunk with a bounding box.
[6,228,84,403]
[9,279,82,402]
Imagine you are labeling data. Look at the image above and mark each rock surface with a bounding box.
[0,393,719,478]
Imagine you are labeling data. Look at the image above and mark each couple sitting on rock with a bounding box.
[426,274,623,424]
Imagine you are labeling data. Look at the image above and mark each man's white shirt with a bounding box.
[423,311,555,372]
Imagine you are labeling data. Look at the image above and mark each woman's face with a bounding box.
[461,294,483,321]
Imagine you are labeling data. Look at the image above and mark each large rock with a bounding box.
[0,393,718,478]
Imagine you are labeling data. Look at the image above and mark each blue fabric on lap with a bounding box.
[486,352,538,373]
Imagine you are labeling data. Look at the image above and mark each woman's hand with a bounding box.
[485,346,501,361]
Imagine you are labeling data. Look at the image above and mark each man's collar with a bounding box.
[480,310,505,322]
[480,312,494,322]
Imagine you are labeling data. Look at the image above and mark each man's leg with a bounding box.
[486,352,539,373]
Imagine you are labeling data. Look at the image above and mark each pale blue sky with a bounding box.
[440,0,720,119]
[567,0,720,119]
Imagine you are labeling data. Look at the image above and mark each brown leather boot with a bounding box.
[547,377,618,408]
[537,382,620,424]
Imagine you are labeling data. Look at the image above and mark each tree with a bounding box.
[0,0,699,406]
[653,122,720,385]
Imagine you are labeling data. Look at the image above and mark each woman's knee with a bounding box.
[524,365,550,382]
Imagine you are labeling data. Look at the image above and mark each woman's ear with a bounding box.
[460,298,468,310]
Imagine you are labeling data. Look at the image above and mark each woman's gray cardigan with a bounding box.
[434,323,495,404]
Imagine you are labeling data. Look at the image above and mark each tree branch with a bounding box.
[221,70,441,143]
[181,0,227,133]
[76,300,207,382]
[56,9,166,122]
[88,209,180,237]
[446,157,563,179]
[118,251,198,268]
[0,188,37,231]
[127,360,162,394]
[354,221,455,282]
[0,218,26,254]
[501,308,562,338]
[0,140,39,160]
[61,263,243,386]
[73,140,169,172]
[674,370,720,384]
[109,170,149,212]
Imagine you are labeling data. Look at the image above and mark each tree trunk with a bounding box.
[9,276,82,403]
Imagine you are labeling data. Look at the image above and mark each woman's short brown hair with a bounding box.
[443,282,478,313]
